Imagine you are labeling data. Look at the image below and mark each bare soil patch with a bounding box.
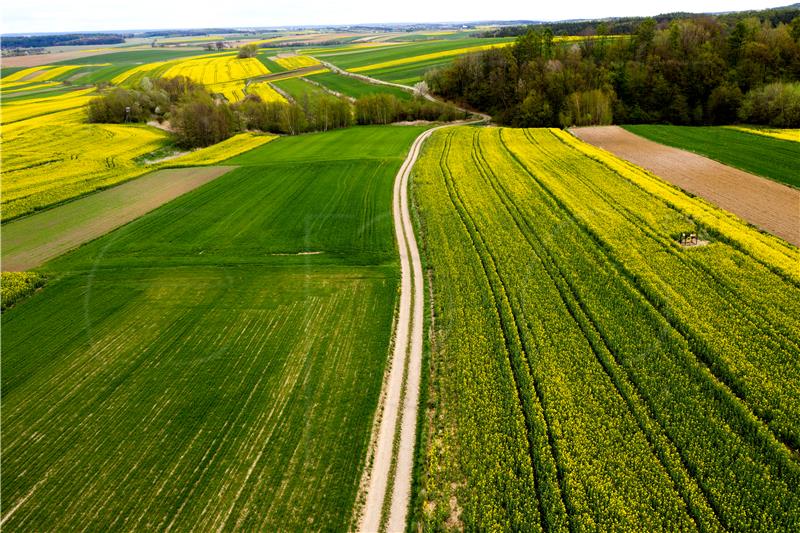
[2,166,233,271]
[2,49,111,68]
[572,126,800,246]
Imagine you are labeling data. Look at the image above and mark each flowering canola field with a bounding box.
[413,126,800,531]
[1,100,168,220]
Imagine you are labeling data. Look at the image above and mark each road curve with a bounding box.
[356,126,438,533]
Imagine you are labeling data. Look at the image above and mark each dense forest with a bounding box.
[429,13,800,126]
[482,4,800,37]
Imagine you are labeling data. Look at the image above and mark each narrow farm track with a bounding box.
[357,127,436,533]
[571,125,800,246]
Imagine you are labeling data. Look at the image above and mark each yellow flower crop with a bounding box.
[1,88,96,124]
[1,107,168,220]
[554,129,800,280]
[245,82,286,102]
[725,125,800,142]
[273,55,320,70]
[161,133,276,167]
[162,55,269,85]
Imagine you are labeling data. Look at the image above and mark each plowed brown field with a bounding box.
[571,125,800,246]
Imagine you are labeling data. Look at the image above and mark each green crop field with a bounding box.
[315,37,511,70]
[309,71,413,100]
[624,125,800,188]
[272,76,328,101]
[1,125,426,531]
[411,126,800,531]
[366,56,459,85]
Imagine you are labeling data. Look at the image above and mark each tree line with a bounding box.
[481,4,800,38]
[427,14,800,127]
[87,76,465,148]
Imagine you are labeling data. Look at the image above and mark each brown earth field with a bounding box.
[2,49,117,68]
[571,125,800,246]
[1,166,233,271]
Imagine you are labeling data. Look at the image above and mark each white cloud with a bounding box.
[0,0,792,34]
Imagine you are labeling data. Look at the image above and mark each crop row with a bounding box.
[412,126,800,531]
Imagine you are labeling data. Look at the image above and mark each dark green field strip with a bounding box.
[53,48,217,66]
[272,77,328,101]
[412,127,800,531]
[310,71,413,100]
[1,126,424,531]
[320,37,512,70]
[47,159,400,271]
[366,56,459,85]
[623,125,800,188]
[227,124,426,165]
[256,55,288,73]
[1,66,26,78]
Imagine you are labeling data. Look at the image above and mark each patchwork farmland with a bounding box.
[1,126,425,531]
[2,9,800,533]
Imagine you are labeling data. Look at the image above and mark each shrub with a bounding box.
[739,82,800,127]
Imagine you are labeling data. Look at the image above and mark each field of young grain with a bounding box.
[1,125,427,531]
[309,71,413,100]
[623,125,800,188]
[411,126,799,531]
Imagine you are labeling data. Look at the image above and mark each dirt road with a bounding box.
[571,126,800,246]
[2,166,232,271]
[356,127,437,533]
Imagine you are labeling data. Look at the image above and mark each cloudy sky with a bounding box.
[1,0,792,34]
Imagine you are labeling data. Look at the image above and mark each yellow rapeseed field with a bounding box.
[1,81,61,94]
[725,125,800,142]
[2,66,56,83]
[162,55,269,85]
[273,55,320,70]
[1,88,96,124]
[111,61,170,85]
[246,82,287,102]
[1,105,168,220]
[554,129,800,280]
[161,133,276,167]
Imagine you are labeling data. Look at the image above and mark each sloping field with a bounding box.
[272,77,328,101]
[726,125,800,142]
[308,71,413,100]
[1,105,169,221]
[273,54,320,70]
[1,166,233,271]
[161,54,269,84]
[573,126,800,245]
[621,125,800,188]
[245,81,286,102]
[412,126,799,531]
[1,126,426,531]
[0,88,95,124]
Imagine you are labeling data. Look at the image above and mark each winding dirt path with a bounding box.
[356,127,437,533]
